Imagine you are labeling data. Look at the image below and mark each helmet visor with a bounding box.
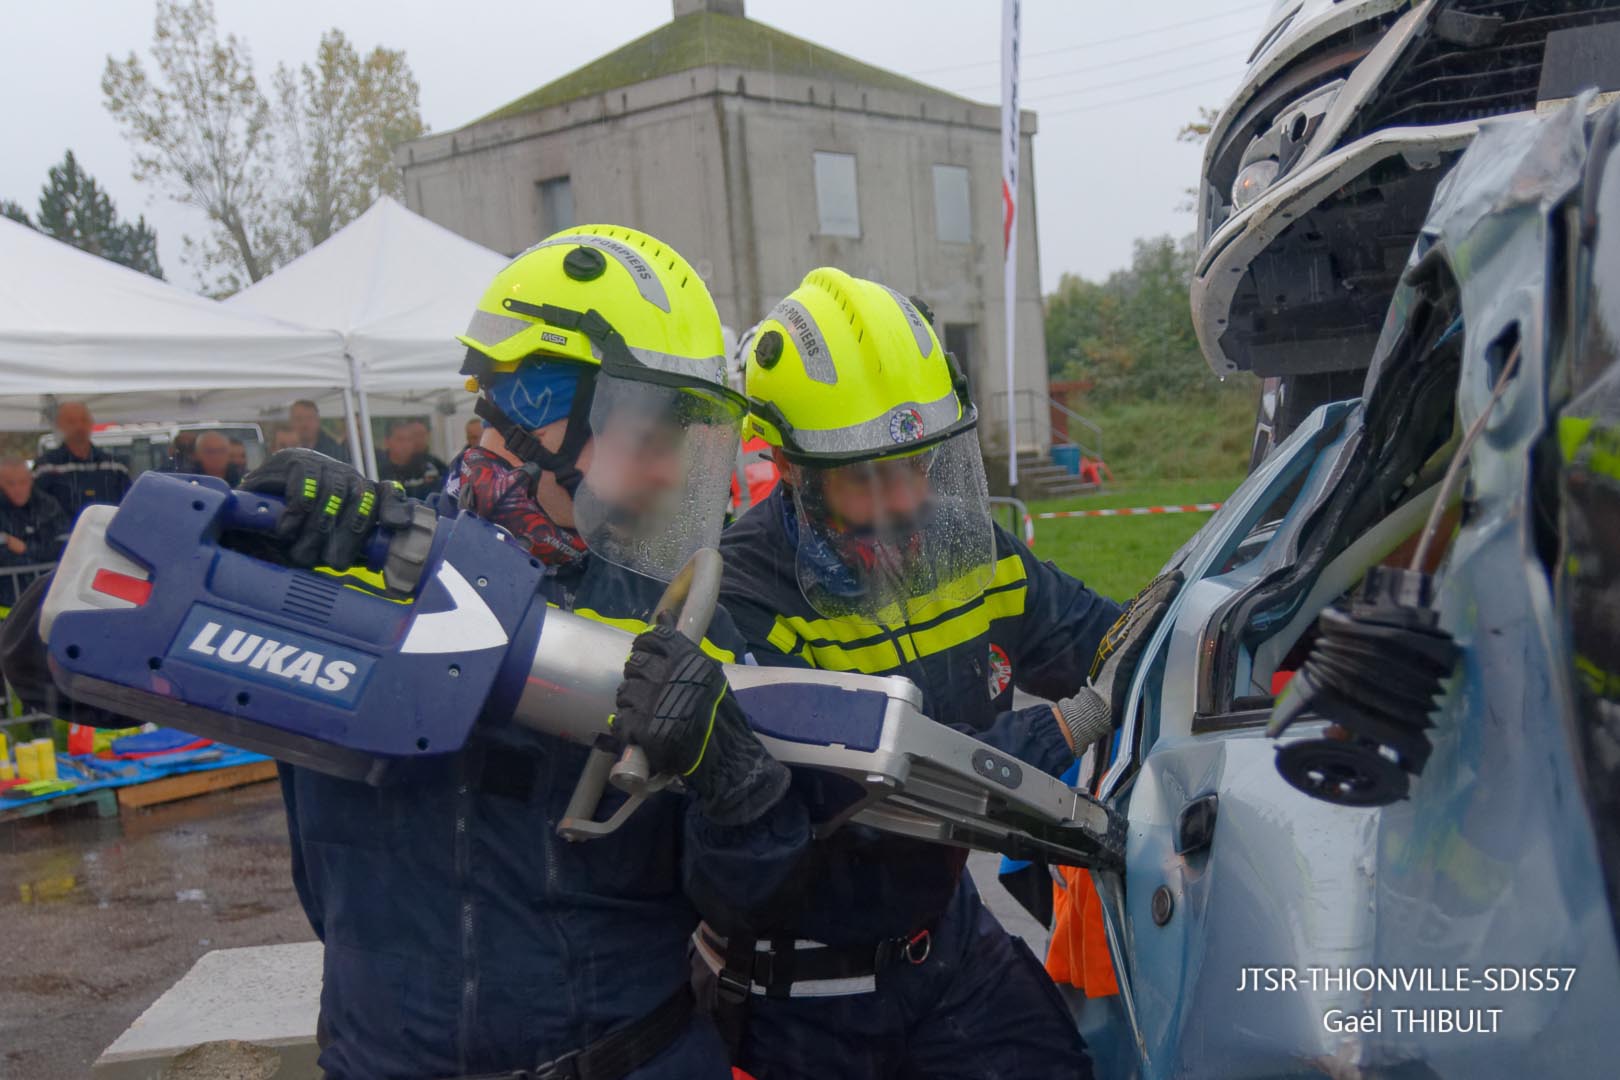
[790,429,994,622]
[573,369,746,581]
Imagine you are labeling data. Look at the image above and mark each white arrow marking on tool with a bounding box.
[400,564,509,654]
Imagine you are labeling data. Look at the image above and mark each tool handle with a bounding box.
[556,741,650,841]
[610,548,723,796]
[555,548,723,841]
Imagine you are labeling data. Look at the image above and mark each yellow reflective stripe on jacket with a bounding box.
[570,606,736,663]
[901,579,1027,660]
[768,553,1027,674]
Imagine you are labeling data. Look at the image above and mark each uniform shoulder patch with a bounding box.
[987,641,1012,697]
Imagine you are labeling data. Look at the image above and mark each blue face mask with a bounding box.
[488,363,580,430]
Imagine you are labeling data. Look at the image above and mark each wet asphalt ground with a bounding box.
[0,781,313,1080]
[0,781,1045,1080]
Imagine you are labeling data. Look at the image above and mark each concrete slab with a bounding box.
[93,942,321,1080]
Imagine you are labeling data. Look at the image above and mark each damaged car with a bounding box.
[1075,96,1620,1078]
[1191,0,1620,465]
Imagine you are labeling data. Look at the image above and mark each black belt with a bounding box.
[700,925,933,1000]
[459,986,694,1080]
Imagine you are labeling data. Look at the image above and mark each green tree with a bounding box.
[1044,235,1214,403]
[1177,105,1220,212]
[103,1,425,294]
[102,0,279,293]
[275,30,425,251]
[1177,105,1220,145]
[30,150,165,278]
[1,200,31,227]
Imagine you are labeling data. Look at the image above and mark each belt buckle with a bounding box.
[716,968,752,1005]
[532,1049,581,1080]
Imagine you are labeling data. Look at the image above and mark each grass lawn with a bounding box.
[1020,476,1247,602]
[1007,390,1258,600]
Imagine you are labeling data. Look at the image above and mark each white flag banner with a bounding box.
[1001,0,1022,487]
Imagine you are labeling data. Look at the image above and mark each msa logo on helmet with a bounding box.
[540,331,568,347]
[889,407,926,444]
[172,606,373,706]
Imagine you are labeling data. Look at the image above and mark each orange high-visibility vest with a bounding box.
[730,436,780,513]
[1045,866,1119,996]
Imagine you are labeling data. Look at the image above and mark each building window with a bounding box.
[813,152,861,238]
[538,176,574,234]
[932,165,972,244]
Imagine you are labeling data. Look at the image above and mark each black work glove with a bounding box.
[614,625,790,826]
[238,448,412,569]
[1055,571,1184,754]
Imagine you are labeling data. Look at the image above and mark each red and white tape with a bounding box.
[1036,502,1222,521]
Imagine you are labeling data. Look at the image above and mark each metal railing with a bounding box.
[987,496,1037,548]
[984,388,1104,463]
[0,562,56,611]
[1,563,60,727]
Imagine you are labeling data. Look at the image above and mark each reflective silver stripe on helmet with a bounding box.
[789,389,962,456]
[518,234,671,312]
[769,298,837,385]
[880,286,933,359]
[628,345,728,389]
[464,308,533,347]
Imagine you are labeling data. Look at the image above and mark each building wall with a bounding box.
[399,67,1051,452]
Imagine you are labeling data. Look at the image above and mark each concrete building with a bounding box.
[396,0,1052,461]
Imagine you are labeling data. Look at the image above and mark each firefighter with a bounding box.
[1,227,808,1080]
[693,268,1129,1079]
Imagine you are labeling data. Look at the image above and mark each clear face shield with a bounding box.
[572,369,746,582]
[789,429,995,623]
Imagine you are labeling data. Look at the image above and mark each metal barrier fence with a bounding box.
[2,563,61,726]
[988,496,1036,548]
[0,562,56,610]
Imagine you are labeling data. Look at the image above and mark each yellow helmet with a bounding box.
[743,268,974,463]
[459,224,727,387]
[454,226,746,581]
[455,224,741,496]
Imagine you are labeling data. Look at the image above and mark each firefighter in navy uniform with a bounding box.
[1,227,808,1080]
[33,401,130,521]
[692,269,1125,1079]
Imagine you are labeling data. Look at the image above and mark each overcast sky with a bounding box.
[0,0,1269,293]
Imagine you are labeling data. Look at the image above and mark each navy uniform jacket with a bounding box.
[0,552,811,1078]
[310,431,348,462]
[377,453,446,500]
[714,486,1123,944]
[0,491,68,606]
[33,444,131,521]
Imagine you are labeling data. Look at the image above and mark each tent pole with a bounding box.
[345,353,380,481]
[340,381,365,472]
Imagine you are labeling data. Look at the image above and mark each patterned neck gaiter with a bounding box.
[455,447,589,567]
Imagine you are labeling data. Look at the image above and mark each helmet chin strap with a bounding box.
[474,372,597,496]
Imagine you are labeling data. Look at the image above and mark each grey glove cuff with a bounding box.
[1057,689,1114,754]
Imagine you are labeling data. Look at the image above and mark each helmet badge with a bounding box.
[889,407,925,444]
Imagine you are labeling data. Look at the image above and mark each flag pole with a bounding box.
[1000,0,1022,492]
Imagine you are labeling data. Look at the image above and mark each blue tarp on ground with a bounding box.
[0,745,271,813]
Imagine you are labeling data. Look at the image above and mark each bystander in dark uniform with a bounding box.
[376,418,444,499]
[289,399,346,460]
[32,401,129,521]
[0,457,67,609]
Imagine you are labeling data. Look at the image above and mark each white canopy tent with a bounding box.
[0,215,358,438]
[226,197,509,472]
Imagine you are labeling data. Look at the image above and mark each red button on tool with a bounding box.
[91,568,153,606]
